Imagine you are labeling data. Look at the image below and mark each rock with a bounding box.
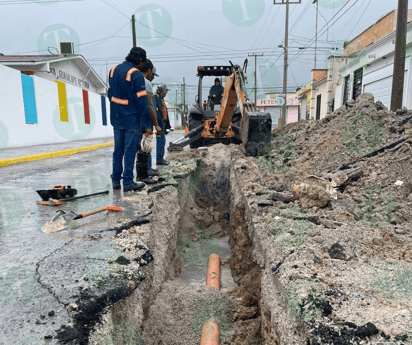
[66,303,78,311]
[40,315,46,320]
[48,311,55,317]
[211,211,220,221]
[293,183,331,209]
[329,243,346,260]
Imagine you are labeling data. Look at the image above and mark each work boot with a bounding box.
[148,168,160,177]
[156,159,170,166]
[123,182,145,192]
[112,183,121,190]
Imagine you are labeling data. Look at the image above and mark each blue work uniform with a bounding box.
[108,61,150,187]
[153,93,168,163]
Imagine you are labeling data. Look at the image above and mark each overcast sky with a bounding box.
[1,0,409,104]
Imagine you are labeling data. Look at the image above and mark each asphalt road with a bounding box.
[0,132,184,344]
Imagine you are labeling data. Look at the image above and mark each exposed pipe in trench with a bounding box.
[200,253,221,345]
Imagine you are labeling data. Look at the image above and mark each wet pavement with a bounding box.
[0,131,184,344]
[0,137,115,160]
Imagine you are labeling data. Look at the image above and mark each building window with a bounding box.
[316,95,322,120]
[343,75,350,104]
[352,67,363,100]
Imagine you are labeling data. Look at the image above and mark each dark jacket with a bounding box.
[108,61,150,130]
[153,93,171,130]
[209,84,224,104]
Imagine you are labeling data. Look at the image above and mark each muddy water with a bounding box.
[179,235,237,291]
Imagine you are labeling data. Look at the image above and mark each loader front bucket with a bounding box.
[240,112,272,157]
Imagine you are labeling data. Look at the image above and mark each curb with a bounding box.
[0,142,114,167]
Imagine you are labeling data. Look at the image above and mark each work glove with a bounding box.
[141,134,153,153]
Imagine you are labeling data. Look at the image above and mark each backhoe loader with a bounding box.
[168,60,272,157]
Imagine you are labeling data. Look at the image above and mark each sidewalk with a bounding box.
[0,131,185,167]
[0,137,114,166]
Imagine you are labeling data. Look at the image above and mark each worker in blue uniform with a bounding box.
[108,47,152,192]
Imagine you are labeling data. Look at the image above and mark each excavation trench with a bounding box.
[86,144,268,345]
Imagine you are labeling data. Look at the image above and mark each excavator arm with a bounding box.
[169,61,272,157]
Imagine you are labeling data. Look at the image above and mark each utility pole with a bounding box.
[248,53,264,104]
[183,77,186,126]
[132,15,136,48]
[390,0,408,112]
[313,0,318,69]
[274,0,301,129]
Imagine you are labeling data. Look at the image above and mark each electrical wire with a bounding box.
[343,0,372,41]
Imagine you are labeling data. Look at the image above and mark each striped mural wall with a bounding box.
[21,74,38,124]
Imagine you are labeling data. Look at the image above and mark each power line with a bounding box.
[100,0,130,19]
[343,0,372,41]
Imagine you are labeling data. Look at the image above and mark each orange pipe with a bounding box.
[200,321,220,345]
[206,254,221,290]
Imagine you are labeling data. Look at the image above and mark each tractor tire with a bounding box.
[189,116,203,149]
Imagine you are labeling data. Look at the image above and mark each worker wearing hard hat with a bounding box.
[209,78,224,111]
[153,84,171,166]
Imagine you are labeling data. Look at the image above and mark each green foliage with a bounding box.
[255,133,296,175]
[285,280,328,322]
[269,206,312,248]
[371,261,412,304]
[355,187,399,229]
[340,113,383,157]
[192,299,233,340]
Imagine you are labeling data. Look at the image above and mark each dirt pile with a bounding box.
[240,93,412,344]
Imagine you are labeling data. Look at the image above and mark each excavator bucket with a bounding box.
[240,112,272,157]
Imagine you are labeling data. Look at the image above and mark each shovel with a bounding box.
[52,206,121,228]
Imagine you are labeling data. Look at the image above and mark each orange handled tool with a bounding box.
[73,206,121,220]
